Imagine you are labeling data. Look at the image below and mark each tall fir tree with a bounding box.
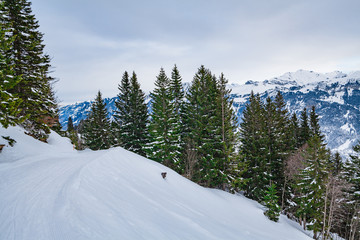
[0,0,57,139]
[309,106,325,142]
[216,73,239,190]
[289,112,300,149]
[295,135,330,237]
[169,64,184,172]
[82,91,113,150]
[299,108,310,147]
[272,92,292,209]
[182,66,226,188]
[343,142,360,240]
[0,4,23,128]
[67,117,74,132]
[114,71,132,147]
[114,71,148,156]
[239,91,268,201]
[148,68,179,168]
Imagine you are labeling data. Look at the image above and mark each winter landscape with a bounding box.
[1,0,360,240]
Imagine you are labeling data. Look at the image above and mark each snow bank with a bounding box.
[0,126,311,240]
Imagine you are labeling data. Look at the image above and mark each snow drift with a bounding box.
[0,126,311,240]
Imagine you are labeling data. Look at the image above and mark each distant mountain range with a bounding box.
[59,70,360,156]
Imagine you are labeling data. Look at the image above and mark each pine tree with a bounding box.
[182,66,224,187]
[309,106,325,142]
[114,71,132,147]
[263,183,281,222]
[66,116,82,150]
[169,64,184,172]
[216,73,239,190]
[148,68,178,167]
[114,72,148,156]
[343,142,360,240]
[295,135,330,237]
[299,108,310,147]
[289,112,300,149]
[239,91,268,201]
[272,92,292,209]
[67,117,74,132]
[0,5,24,128]
[82,91,113,150]
[170,64,184,116]
[0,0,57,139]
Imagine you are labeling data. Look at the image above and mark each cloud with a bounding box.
[31,0,360,103]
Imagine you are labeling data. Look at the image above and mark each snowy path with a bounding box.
[0,127,312,240]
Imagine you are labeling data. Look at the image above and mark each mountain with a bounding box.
[0,126,312,239]
[59,70,360,156]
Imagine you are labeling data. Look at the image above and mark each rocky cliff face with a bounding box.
[59,70,360,156]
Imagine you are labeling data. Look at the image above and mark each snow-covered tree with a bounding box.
[114,71,148,156]
[0,0,57,140]
[148,68,179,168]
[0,5,23,128]
[82,91,113,150]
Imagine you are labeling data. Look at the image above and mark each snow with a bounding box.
[0,126,312,240]
[229,69,360,97]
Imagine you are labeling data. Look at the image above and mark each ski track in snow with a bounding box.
[0,127,312,240]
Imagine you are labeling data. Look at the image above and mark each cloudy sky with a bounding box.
[31,0,360,104]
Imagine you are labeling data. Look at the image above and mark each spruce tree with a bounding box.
[114,72,148,156]
[309,106,325,142]
[82,91,113,150]
[299,108,310,147]
[129,72,149,156]
[0,0,57,139]
[114,71,132,147]
[272,92,292,209]
[148,68,178,167]
[170,64,184,116]
[67,117,74,132]
[0,6,23,128]
[169,64,184,171]
[217,73,239,190]
[182,66,224,187]
[343,142,360,240]
[263,183,281,222]
[239,91,268,201]
[295,135,330,237]
[289,112,300,149]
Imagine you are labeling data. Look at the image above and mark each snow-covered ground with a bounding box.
[0,126,312,240]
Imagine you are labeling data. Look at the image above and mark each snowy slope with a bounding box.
[0,127,311,240]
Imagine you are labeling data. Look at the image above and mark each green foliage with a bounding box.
[181,66,238,188]
[67,117,74,132]
[294,135,330,235]
[0,0,57,139]
[343,142,360,240]
[114,71,148,156]
[82,91,114,150]
[148,67,182,169]
[263,183,281,222]
[299,108,310,147]
[239,91,268,200]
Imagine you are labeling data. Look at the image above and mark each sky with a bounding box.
[30,0,360,104]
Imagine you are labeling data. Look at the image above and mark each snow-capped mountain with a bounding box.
[59,70,360,156]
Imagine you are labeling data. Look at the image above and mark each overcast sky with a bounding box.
[31,0,360,104]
